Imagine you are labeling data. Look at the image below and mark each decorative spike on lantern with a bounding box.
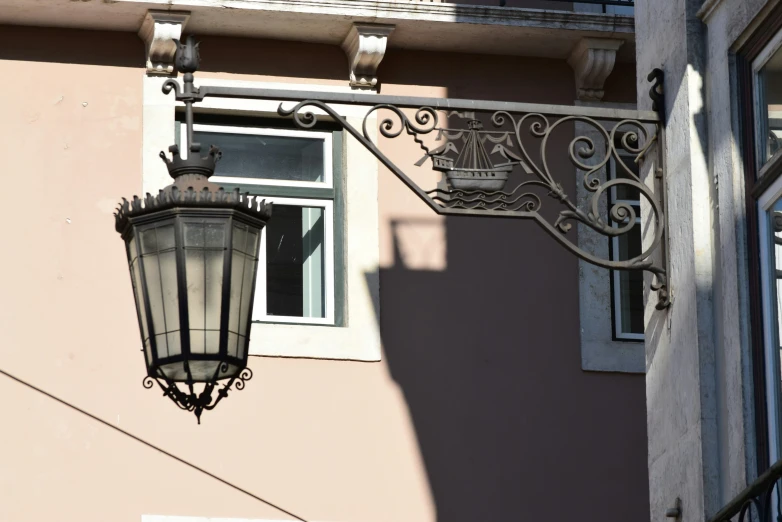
[114,35,272,423]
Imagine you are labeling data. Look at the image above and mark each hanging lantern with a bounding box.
[115,36,272,422]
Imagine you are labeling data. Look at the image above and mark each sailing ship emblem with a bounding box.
[431,120,513,191]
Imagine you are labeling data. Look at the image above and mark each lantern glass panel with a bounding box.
[160,249,181,356]
[184,221,228,357]
[139,224,180,360]
[127,235,152,366]
[229,223,261,359]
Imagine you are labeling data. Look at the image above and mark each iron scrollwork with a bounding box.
[162,37,670,310]
[278,83,670,309]
[143,366,254,423]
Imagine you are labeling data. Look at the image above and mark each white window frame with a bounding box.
[610,226,644,342]
[754,32,782,471]
[143,76,382,361]
[756,174,782,470]
[185,123,338,326]
[253,196,335,325]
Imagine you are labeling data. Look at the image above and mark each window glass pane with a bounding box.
[612,131,641,201]
[770,206,782,353]
[606,5,634,15]
[759,45,782,166]
[613,155,641,201]
[194,130,325,183]
[615,223,644,336]
[762,200,782,456]
[265,204,326,319]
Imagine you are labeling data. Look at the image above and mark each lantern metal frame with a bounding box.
[116,37,272,422]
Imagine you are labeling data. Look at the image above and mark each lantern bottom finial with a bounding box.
[142,367,254,423]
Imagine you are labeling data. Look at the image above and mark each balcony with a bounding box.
[544,0,634,14]
[397,0,634,11]
[0,0,635,62]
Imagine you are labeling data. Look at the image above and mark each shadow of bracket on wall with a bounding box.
[163,37,671,310]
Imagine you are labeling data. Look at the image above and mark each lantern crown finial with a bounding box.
[159,143,222,180]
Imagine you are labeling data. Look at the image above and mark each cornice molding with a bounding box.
[138,10,190,76]
[341,23,395,89]
[0,0,635,61]
[165,0,635,32]
[568,37,624,102]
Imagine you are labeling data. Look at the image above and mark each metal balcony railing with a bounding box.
[709,458,782,522]
[542,0,634,6]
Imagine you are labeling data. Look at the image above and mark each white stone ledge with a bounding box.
[0,0,635,60]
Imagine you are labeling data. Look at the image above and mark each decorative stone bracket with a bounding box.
[138,10,191,76]
[341,23,395,89]
[568,38,624,102]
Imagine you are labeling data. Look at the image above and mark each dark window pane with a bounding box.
[615,223,644,335]
[194,131,325,182]
[265,205,325,318]
[613,141,641,202]
[760,45,782,165]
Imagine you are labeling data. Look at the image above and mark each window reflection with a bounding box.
[758,45,782,165]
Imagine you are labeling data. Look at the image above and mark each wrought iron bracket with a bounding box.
[165,37,671,310]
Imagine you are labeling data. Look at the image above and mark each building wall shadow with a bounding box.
[375,215,650,522]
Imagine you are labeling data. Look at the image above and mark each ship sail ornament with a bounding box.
[432,120,513,191]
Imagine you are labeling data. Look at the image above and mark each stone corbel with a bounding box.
[567,38,624,102]
[138,10,191,76]
[341,23,395,89]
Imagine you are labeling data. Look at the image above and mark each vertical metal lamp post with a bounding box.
[115,37,272,423]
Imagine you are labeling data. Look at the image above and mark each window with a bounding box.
[740,8,782,472]
[755,31,782,169]
[574,111,644,374]
[608,144,644,341]
[755,38,782,472]
[182,119,343,327]
[754,179,782,469]
[573,2,633,15]
[605,4,634,15]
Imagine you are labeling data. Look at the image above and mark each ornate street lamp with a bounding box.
[115,37,272,423]
[117,36,669,423]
